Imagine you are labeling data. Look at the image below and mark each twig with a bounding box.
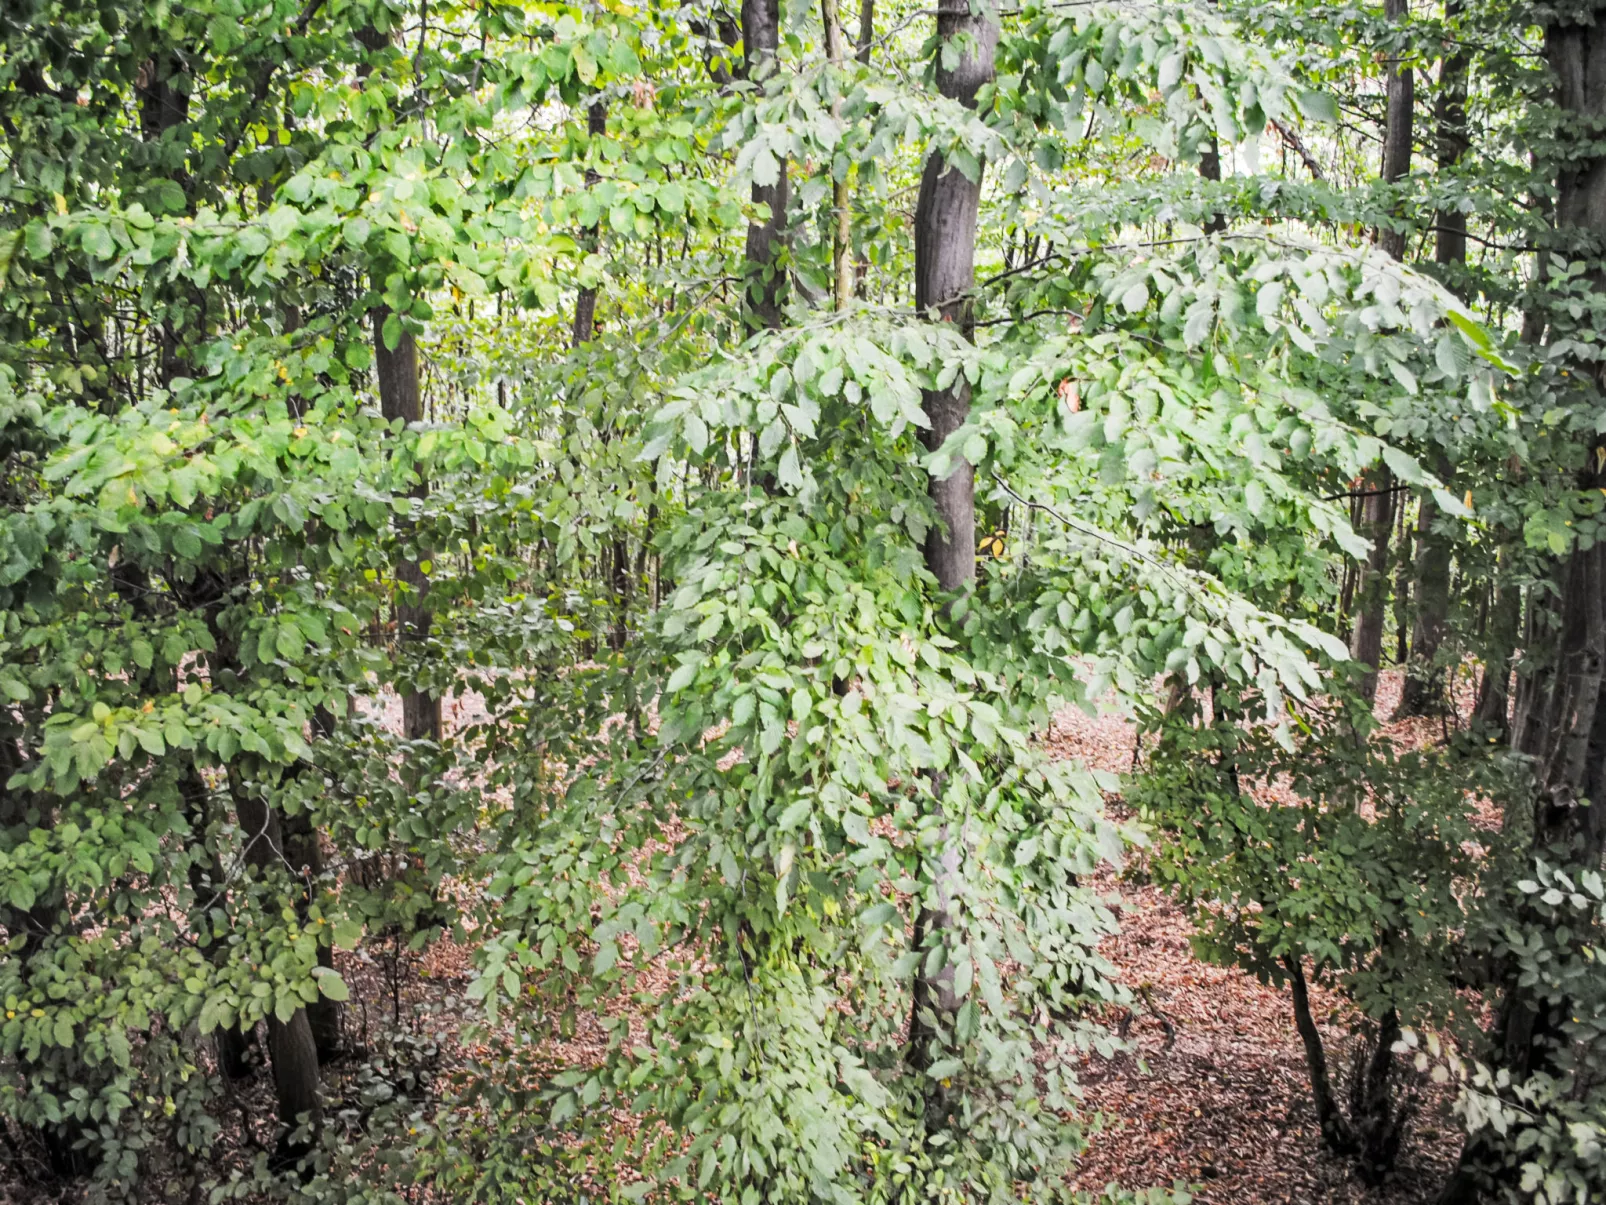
[1269,118,1325,182]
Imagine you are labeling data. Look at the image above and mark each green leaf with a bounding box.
[667,658,702,692]
[752,146,779,189]
[1296,90,1339,123]
[81,223,116,260]
[777,443,803,490]
[276,622,305,660]
[311,966,350,1002]
[8,879,35,911]
[150,179,187,214]
[331,916,363,950]
[861,901,899,928]
[777,798,811,831]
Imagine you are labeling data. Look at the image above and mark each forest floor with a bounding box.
[11,667,1483,1204]
[1050,667,1472,1204]
[390,665,1475,1204]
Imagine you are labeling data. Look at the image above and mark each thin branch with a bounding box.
[1269,119,1326,182]
[1323,484,1411,502]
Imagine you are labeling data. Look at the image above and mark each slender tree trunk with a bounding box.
[856,0,874,63]
[907,0,997,1109]
[1352,0,1415,705]
[1377,0,1415,262]
[1350,475,1395,705]
[851,1,875,294]
[742,0,789,329]
[181,766,258,1079]
[609,537,629,651]
[282,806,342,1059]
[1200,136,1227,235]
[1432,1,1470,275]
[564,106,630,650]
[1473,567,1518,735]
[1285,956,1357,1156]
[374,306,442,745]
[361,25,434,745]
[1400,12,1469,717]
[139,51,190,386]
[572,99,606,346]
[234,785,323,1164]
[1393,500,1414,668]
[822,0,853,310]
[1400,492,1452,716]
[1351,1007,1408,1184]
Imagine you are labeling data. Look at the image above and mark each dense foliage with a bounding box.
[0,0,1603,1202]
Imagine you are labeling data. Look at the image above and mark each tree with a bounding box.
[3,2,1600,1201]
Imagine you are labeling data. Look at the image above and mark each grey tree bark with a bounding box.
[572,99,607,346]
[1472,562,1518,735]
[1511,3,1606,861]
[914,5,996,595]
[1350,476,1395,705]
[822,0,853,310]
[907,0,998,1111]
[1399,490,1451,716]
[1199,136,1226,235]
[1399,6,1469,717]
[1351,0,1415,705]
[742,0,789,329]
[373,306,442,745]
[856,0,874,63]
[234,785,323,1165]
[1377,0,1415,261]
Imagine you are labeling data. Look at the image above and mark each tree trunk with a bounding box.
[234,786,323,1164]
[1399,492,1452,716]
[373,306,442,745]
[609,537,629,652]
[907,0,997,1111]
[1400,11,1469,718]
[572,99,606,346]
[1433,0,1470,276]
[1351,0,1414,706]
[1393,500,1414,668]
[742,0,789,329]
[1511,538,1606,858]
[1350,1007,1408,1185]
[1200,136,1227,235]
[1350,474,1394,706]
[913,4,995,594]
[822,0,853,311]
[1285,955,1357,1156]
[181,765,259,1078]
[852,0,875,294]
[139,51,190,384]
[1473,567,1518,736]
[1515,4,1606,862]
[282,804,342,1059]
[1377,0,1414,262]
